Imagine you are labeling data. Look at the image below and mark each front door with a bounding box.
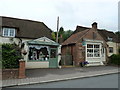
[49,48,58,68]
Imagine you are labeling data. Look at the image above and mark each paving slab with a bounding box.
[1,66,119,88]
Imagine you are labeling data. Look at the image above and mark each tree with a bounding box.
[51,32,56,41]
[51,27,73,43]
[115,31,120,38]
[58,27,64,37]
[63,30,73,41]
[115,31,120,54]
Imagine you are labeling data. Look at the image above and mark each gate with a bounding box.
[61,55,73,65]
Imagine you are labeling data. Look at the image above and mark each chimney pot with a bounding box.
[92,22,97,29]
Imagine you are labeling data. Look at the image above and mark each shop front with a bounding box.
[23,37,61,69]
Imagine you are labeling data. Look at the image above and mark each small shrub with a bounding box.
[109,54,120,65]
[2,43,22,69]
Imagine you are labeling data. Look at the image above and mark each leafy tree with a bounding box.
[51,27,73,43]
[115,31,120,39]
[51,32,56,41]
[63,30,73,41]
[58,27,64,37]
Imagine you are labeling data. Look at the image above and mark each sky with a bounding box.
[0,0,119,32]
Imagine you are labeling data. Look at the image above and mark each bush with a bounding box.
[2,43,22,69]
[109,54,120,65]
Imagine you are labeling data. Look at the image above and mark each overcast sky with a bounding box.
[0,0,119,32]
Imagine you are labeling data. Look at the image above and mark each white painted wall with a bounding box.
[0,36,33,44]
[107,41,118,56]
[86,58,104,66]
[57,45,62,68]
[26,61,49,69]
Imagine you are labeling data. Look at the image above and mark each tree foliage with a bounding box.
[51,27,73,43]
[115,31,120,40]
[51,32,56,41]
[63,30,73,41]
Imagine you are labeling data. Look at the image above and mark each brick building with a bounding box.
[62,22,109,66]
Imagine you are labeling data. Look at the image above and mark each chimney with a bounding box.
[92,22,97,29]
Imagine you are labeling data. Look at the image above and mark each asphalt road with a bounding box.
[8,73,118,88]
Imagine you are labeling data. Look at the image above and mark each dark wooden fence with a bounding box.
[61,55,73,65]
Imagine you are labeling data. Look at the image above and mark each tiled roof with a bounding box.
[72,26,119,43]
[62,29,89,45]
[1,16,52,39]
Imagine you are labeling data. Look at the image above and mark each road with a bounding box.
[7,74,119,88]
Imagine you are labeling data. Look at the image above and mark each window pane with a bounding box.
[9,29,15,36]
[94,49,100,57]
[50,49,57,58]
[94,45,99,48]
[87,49,93,57]
[87,44,93,48]
[109,47,113,53]
[3,28,9,36]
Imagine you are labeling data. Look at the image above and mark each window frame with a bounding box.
[2,27,16,37]
[86,43,101,58]
[109,47,113,53]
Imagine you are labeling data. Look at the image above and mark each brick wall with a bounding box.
[74,43,85,66]
[2,69,18,80]
[18,60,26,79]
[2,60,26,80]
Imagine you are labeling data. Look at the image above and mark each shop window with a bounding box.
[87,44,100,58]
[28,46,50,61]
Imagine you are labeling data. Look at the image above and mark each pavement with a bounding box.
[1,65,119,88]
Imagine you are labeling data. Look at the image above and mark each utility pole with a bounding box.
[56,16,59,43]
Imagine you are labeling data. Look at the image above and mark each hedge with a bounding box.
[109,54,120,65]
[1,43,22,69]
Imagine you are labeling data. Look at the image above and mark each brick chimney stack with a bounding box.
[92,22,97,30]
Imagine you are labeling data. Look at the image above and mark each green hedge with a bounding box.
[2,43,22,69]
[109,54,120,65]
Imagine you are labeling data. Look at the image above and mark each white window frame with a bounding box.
[2,27,15,37]
[86,43,101,58]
